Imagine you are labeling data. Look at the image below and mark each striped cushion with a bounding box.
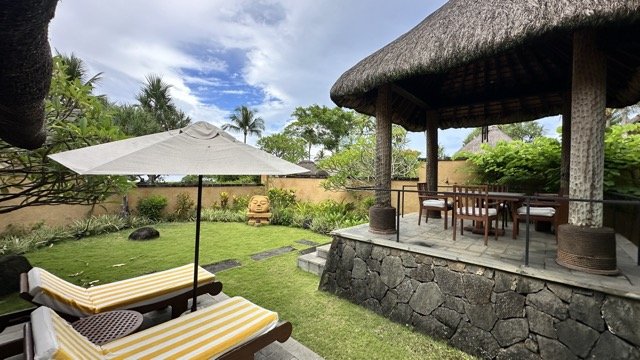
[102,296,278,359]
[29,264,216,317]
[31,307,103,360]
[517,206,556,217]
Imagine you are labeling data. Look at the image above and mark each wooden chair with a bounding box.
[417,182,453,229]
[488,184,510,229]
[453,185,499,245]
[512,194,563,242]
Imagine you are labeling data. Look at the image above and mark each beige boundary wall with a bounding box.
[1,161,470,233]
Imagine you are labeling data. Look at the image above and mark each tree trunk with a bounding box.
[375,84,392,208]
[569,30,606,227]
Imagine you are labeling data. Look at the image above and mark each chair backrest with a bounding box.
[453,185,489,217]
[488,184,509,192]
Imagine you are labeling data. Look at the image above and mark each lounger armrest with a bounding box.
[217,321,293,360]
[0,307,36,333]
[24,322,34,360]
[20,272,33,302]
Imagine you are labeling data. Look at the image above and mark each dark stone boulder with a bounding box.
[496,343,540,360]
[556,319,599,358]
[465,303,498,331]
[537,336,578,360]
[409,282,443,315]
[450,323,501,359]
[128,226,160,241]
[434,267,464,296]
[412,313,454,340]
[492,318,529,347]
[601,296,640,347]
[495,291,526,319]
[568,293,604,332]
[0,255,32,295]
[516,277,545,294]
[526,306,557,339]
[380,256,405,288]
[589,331,640,360]
[526,289,568,320]
[463,273,493,304]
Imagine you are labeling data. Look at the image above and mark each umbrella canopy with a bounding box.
[49,121,308,312]
[49,121,307,176]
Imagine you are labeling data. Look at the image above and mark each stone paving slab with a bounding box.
[202,259,241,273]
[334,213,640,300]
[296,239,320,246]
[251,246,296,261]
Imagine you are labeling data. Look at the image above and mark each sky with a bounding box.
[48,0,561,157]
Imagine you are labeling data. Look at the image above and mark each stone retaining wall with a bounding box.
[319,236,640,359]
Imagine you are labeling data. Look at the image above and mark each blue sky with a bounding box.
[49,0,561,157]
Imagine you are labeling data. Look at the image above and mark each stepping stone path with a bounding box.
[295,239,320,246]
[202,259,241,273]
[250,246,295,261]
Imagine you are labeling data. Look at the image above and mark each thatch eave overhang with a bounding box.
[331,0,640,131]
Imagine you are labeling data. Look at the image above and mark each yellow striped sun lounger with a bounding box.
[26,296,292,360]
[23,264,222,318]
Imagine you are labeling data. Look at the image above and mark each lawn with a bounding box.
[0,222,472,360]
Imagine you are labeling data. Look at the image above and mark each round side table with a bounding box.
[71,310,143,345]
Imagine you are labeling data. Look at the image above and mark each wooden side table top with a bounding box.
[71,310,143,345]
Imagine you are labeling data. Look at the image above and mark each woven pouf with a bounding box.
[556,224,618,275]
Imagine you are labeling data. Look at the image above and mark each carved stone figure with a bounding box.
[247,195,272,226]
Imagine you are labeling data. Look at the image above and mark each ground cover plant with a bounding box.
[0,222,472,360]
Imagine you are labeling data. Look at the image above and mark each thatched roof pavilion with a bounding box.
[331,0,640,273]
[331,0,640,131]
[0,0,59,149]
[456,125,513,155]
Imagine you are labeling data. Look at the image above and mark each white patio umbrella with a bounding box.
[49,121,308,312]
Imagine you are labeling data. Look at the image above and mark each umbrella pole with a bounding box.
[191,175,204,312]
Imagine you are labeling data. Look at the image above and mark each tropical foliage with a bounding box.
[136,74,191,132]
[257,133,306,163]
[462,121,545,146]
[0,56,132,214]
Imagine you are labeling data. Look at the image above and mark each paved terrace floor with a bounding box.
[333,213,640,301]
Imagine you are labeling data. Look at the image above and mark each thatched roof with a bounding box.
[0,0,58,149]
[295,160,328,178]
[456,125,513,154]
[331,0,640,132]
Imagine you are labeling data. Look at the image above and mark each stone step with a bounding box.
[297,252,326,276]
[316,244,332,260]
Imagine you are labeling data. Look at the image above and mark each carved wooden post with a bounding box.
[425,111,439,218]
[369,84,396,233]
[557,30,617,274]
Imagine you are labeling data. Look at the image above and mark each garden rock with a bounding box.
[492,318,529,347]
[495,291,525,319]
[537,337,578,360]
[409,282,443,315]
[601,296,640,347]
[568,293,604,331]
[128,227,160,241]
[434,267,464,296]
[526,289,568,320]
[526,306,556,339]
[589,331,640,360]
[450,324,500,359]
[496,344,539,360]
[465,303,498,331]
[463,274,493,304]
[556,319,599,358]
[380,256,404,288]
[0,255,32,295]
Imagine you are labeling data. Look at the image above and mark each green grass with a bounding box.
[0,222,472,360]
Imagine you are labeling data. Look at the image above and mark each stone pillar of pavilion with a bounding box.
[556,30,617,274]
[560,93,571,196]
[425,111,440,218]
[369,84,396,234]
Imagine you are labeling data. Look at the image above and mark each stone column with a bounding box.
[369,84,396,234]
[568,30,606,227]
[425,111,439,218]
[560,93,571,196]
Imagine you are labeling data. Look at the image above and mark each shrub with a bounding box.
[267,188,297,210]
[231,194,251,211]
[137,195,168,221]
[201,208,246,223]
[219,192,229,209]
[174,192,195,221]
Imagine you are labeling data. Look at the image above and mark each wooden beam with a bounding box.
[391,84,431,110]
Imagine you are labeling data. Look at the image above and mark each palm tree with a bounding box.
[136,74,190,131]
[58,52,102,88]
[222,106,265,143]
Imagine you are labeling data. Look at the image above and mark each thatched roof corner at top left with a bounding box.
[0,0,59,150]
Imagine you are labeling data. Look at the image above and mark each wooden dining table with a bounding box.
[466,192,526,236]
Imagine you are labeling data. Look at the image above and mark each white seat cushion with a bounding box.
[456,207,497,216]
[423,199,446,208]
[517,206,556,217]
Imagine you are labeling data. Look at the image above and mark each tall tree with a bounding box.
[285,105,358,159]
[257,133,306,163]
[136,74,190,131]
[222,106,265,143]
[0,56,131,214]
[58,52,102,88]
[111,104,161,136]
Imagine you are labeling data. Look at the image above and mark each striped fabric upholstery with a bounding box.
[31,297,279,360]
[103,296,279,359]
[29,264,216,317]
[31,306,103,360]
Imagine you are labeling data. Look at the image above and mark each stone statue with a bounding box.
[247,195,272,226]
